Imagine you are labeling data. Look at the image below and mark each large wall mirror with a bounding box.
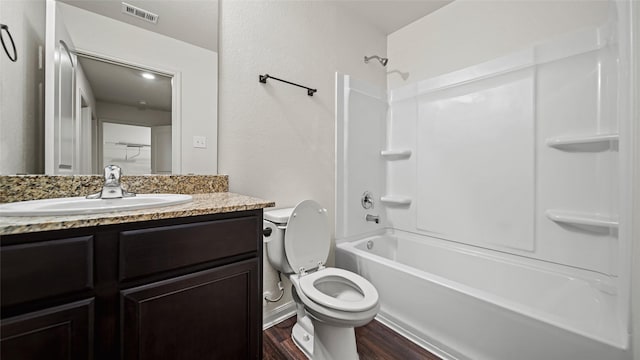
[73,54,173,175]
[0,0,218,175]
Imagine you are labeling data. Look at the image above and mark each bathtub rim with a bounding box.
[336,229,629,349]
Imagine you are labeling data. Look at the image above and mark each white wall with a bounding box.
[0,0,45,174]
[632,2,640,358]
[76,64,96,119]
[102,122,151,174]
[335,74,387,240]
[387,0,609,90]
[75,62,97,174]
[57,2,218,174]
[96,101,171,128]
[218,0,386,320]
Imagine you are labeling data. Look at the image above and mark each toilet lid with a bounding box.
[284,200,330,273]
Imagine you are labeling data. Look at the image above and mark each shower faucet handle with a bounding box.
[361,191,374,209]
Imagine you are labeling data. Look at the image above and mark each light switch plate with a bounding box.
[193,136,206,148]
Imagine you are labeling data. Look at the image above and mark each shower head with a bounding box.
[364,55,388,67]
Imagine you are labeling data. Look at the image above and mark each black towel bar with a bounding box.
[259,74,317,96]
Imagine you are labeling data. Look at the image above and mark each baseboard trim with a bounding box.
[263,301,296,330]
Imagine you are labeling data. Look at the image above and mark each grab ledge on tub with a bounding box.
[546,133,618,150]
[545,210,618,229]
[380,196,412,206]
[380,149,412,160]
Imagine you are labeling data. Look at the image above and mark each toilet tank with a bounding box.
[263,208,295,274]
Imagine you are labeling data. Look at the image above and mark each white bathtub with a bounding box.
[336,231,631,360]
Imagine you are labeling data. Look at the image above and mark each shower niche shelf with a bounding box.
[545,209,619,229]
[380,196,412,206]
[380,149,412,160]
[546,133,619,150]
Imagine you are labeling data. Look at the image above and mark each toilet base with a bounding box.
[292,315,360,360]
[292,319,314,359]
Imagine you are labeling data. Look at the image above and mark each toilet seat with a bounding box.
[299,267,378,312]
[290,274,380,328]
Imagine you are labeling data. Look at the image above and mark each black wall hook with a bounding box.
[259,74,317,96]
[0,24,17,62]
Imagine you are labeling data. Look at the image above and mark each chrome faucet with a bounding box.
[361,191,374,209]
[86,165,136,199]
[366,214,379,224]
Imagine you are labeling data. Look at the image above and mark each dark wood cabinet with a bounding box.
[0,210,263,360]
[122,260,259,360]
[1,298,94,360]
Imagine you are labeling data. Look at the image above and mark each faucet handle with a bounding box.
[361,191,374,209]
[87,165,135,199]
[104,165,122,184]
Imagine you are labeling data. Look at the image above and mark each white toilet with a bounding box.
[263,200,379,360]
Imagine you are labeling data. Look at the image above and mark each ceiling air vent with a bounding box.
[121,2,159,24]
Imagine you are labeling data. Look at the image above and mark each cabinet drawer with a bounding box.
[119,216,258,281]
[1,236,94,307]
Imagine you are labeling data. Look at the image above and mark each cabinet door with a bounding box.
[121,259,260,360]
[0,298,94,360]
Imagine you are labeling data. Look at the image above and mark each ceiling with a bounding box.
[78,56,172,111]
[60,0,218,51]
[59,1,449,52]
[65,0,451,111]
[334,0,453,35]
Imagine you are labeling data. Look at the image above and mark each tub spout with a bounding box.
[366,214,379,224]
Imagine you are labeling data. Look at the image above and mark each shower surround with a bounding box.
[335,2,634,359]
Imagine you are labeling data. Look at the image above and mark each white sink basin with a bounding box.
[0,194,193,216]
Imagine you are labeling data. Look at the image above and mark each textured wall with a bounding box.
[632,3,640,358]
[218,0,386,319]
[0,0,46,175]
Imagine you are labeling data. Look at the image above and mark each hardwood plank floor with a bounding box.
[263,316,441,360]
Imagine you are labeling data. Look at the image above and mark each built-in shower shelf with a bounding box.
[545,210,619,229]
[546,133,619,149]
[380,149,412,160]
[380,196,412,206]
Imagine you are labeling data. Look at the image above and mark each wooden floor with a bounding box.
[263,316,441,360]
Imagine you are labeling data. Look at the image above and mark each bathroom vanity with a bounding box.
[0,188,274,360]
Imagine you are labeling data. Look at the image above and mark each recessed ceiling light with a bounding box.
[141,72,155,80]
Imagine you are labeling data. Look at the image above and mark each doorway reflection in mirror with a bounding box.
[73,54,172,175]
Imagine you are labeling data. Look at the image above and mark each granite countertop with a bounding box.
[0,174,229,203]
[0,193,275,236]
